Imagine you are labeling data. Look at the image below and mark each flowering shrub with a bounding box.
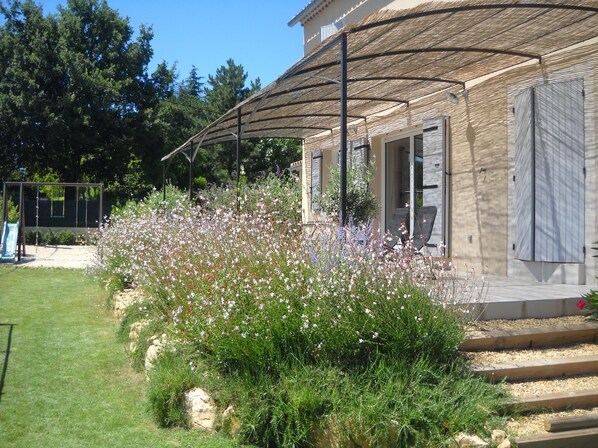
[95,180,504,447]
[198,172,302,226]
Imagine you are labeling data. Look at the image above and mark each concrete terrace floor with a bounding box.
[472,275,592,320]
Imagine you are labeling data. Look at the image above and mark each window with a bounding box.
[321,20,343,41]
[514,79,585,263]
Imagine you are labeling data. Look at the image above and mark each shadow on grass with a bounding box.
[0,323,16,407]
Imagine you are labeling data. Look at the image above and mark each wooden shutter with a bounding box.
[350,138,370,182]
[311,150,323,211]
[534,79,584,263]
[422,117,447,256]
[514,88,535,261]
[351,138,369,169]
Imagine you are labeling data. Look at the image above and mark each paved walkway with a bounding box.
[472,275,592,320]
[13,244,98,269]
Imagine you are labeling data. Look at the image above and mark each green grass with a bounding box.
[0,266,243,448]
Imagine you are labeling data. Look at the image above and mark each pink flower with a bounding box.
[577,299,587,311]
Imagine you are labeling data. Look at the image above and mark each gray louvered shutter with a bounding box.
[351,138,369,168]
[350,138,370,181]
[422,117,447,256]
[311,150,323,211]
[514,88,535,261]
[534,79,585,263]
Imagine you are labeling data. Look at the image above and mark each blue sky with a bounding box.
[38,0,308,86]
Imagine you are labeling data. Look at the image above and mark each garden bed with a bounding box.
[95,182,509,447]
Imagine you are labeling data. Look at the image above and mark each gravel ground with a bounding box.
[464,343,598,365]
[509,374,598,397]
[13,244,98,269]
[506,408,598,437]
[466,316,591,338]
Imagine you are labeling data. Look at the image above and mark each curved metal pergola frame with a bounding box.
[162,0,598,225]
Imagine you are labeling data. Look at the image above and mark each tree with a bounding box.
[0,0,61,178]
[0,0,167,197]
[150,67,207,188]
[200,59,262,184]
[0,2,300,195]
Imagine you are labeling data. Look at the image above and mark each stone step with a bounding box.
[461,324,598,351]
[472,355,598,382]
[515,427,598,448]
[506,389,598,413]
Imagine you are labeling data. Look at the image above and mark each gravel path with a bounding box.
[509,374,598,397]
[13,244,98,269]
[465,343,598,365]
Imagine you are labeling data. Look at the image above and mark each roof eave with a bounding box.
[288,0,333,27]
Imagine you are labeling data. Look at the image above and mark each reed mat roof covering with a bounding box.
[163,0,598,162]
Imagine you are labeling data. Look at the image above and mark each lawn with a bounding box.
[0,267,242,448]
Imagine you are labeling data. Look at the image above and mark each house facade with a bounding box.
[289,0,459,54]
[290,1,598,285]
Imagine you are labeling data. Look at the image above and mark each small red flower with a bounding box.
[577,299,587,311]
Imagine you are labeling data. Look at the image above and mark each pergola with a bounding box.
[162,0,598,225]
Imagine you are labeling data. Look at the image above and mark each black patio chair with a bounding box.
[385,207,409,248]
[412,206,437,251]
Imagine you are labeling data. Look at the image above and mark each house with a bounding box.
[289,0,458,54]
[163,0,598,286]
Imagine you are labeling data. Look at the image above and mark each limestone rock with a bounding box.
[144,344,160,370]
[129,319,150,342]
[312,419,358,448]
[185,387,217,431]
[144,333,167,370]
[497,440,511,448]
[128,319,150,353]
[113,288,146,319]
[453,433,489,448]
[491,429,507,444]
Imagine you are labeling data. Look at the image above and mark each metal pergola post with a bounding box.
[18,182,24,260]
[162,162,166,202]
[339,32,348,228]
[188,146,193,202]
[2,182,6,224]
[99,184,103,229]
[236,106,242,211]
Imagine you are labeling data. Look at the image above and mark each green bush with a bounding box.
[322,160,379,225]
[26,230,42,245]
[198,172,302,227]
[110,184,189,221]
[43,229,60,245]
[58,230,76,245]
[583,242,598,318]
[0,195,20,223]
